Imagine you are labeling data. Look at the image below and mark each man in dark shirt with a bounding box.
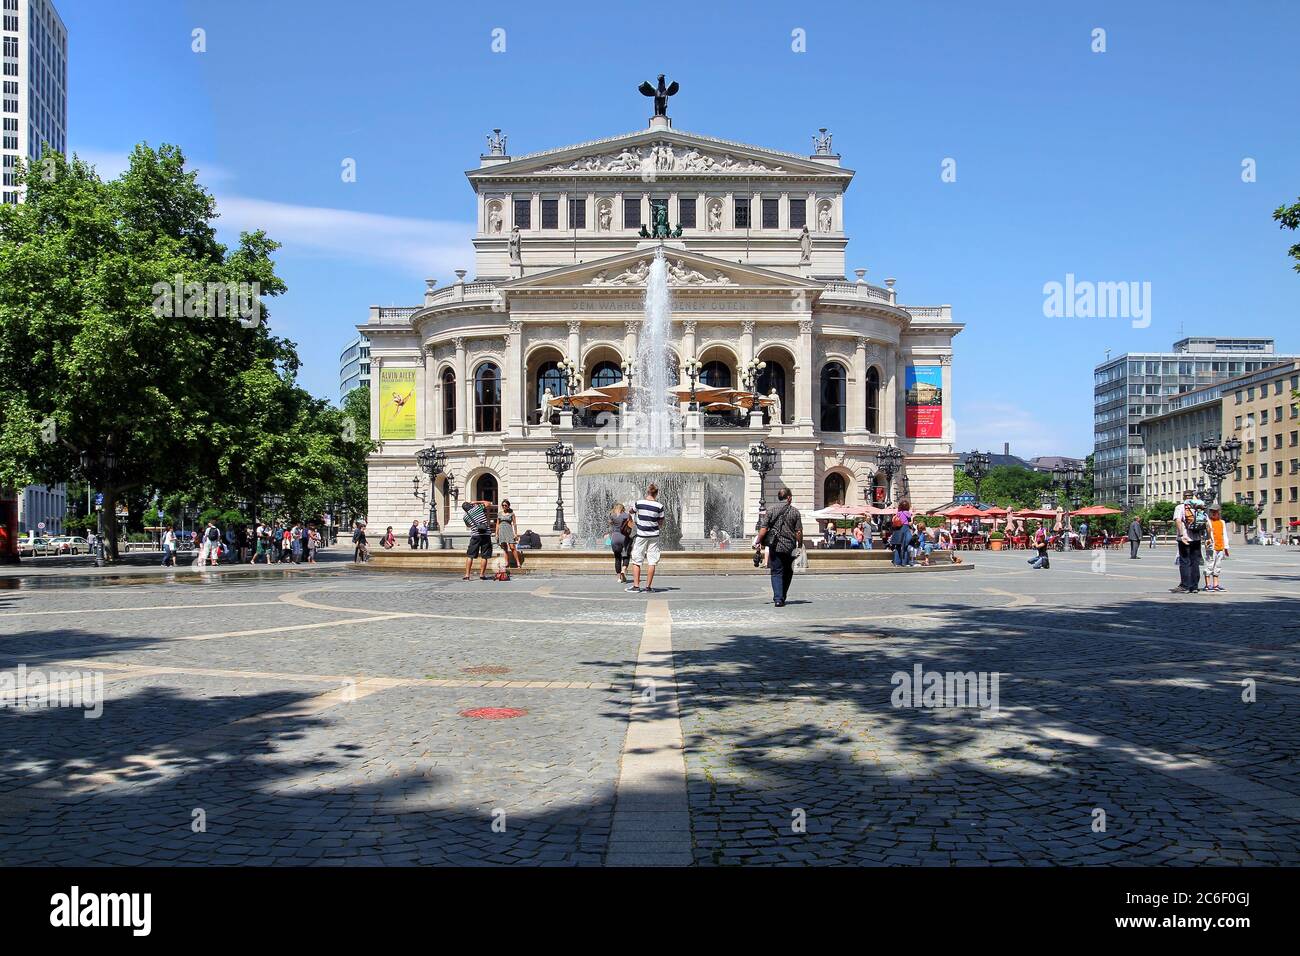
[754,487,803,607]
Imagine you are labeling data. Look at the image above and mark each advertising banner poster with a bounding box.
[379,368,418,440]
[905,365,943,439]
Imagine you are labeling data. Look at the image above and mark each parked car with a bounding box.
[18,536,52,556]
[48,535,89,555]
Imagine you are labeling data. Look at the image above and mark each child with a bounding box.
[1204,505,1230,592]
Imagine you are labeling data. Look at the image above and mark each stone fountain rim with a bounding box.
[579,456,742,477]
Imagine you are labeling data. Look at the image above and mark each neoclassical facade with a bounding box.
[360,109,962,543]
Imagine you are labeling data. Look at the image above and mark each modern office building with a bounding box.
[339,334,371,403]
[1227,360,1300,536]
[1,0,67,204]
[15,482,65,535]
[1139,383,1226,504]
[1093,338,1299,504]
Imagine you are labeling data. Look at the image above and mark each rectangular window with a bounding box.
[761,198,779,229]
[568,197,586,229]
[623,196,641,229]
[540,198,558,229]
[678,195,695,229]
[790,198,807,229]
[734,197,750,229]
[513,198,531,229]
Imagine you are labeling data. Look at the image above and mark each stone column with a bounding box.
[740,320,755,369]
[681,320,697,362]
[624,320,639,365]
[795,319,814,428]
[506,323,523,435]
[423,346,436,439]
[567,320,582,379]
[454,337,468,439]
[851,337,869,433]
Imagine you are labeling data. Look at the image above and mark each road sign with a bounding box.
[37,521,45,531]
[955,492,977,505]
[94,493,104,507]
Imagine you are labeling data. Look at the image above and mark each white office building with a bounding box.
[2,0,67,204]
[339,334,371,402]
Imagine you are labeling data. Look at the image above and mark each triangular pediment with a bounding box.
[500,247,825,292]
[468,128,852,181]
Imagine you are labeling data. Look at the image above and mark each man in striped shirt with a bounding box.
[461,500,496,580]
[627,483,665,593]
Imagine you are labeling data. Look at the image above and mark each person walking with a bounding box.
[254,520,272,564]
[1148,525,1157,549]
[408,520,420,550]
[461,499,495,580]
[161,524,177,567]
[1204,504,1230,592]
[1171,492,1203,594]
[202,520,222,566]
[1128,514,1143,559]
[609,502,632,583]
[352,520,369,563]
[496,499,520,569]
[627,483,665,593]
[753,487,803,607]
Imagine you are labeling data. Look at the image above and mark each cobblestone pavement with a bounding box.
[0,545,1296,865]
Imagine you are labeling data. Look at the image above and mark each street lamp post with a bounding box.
[961,450,990,507]
[557,359,581,411]
[1198,435,1241,505]
[79,447,118,566]
[545,442,574,532]
[748,440,778,530]
[877,446,904,507]
[741,358,767,401]
[683,357,702,411]
[1050,462,1084,515]
[415,445,446,547]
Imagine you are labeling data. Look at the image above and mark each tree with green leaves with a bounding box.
[1274,197,1300,274]
[0,145,367,559]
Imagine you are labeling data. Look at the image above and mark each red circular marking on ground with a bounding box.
[459,707,528,720]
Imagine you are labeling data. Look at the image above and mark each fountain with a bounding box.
[576,247,746,549]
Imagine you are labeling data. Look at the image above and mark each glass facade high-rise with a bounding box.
[1093,338,1299,504]
[1,0,67,204]
[339,335,371,403]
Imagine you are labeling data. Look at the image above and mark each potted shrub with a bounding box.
[989,531,1006,551]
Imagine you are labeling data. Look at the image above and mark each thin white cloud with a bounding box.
[214,195,472,277]
[955,400,1087,459]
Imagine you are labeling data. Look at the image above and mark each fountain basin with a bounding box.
[577,456,745,550]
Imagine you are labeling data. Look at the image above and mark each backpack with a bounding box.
[891,514,903,529]
[206,526,220,542]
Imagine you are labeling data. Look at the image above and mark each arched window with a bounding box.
[475,473,498,504]
[700,360,732,388]
[820,362,846,432]
[474,363,501,432]
[536,361,567,419]
[865,366,881,433]
[824,473,847,506]
[756,360,788,423]
[441,368,456,435]
[591,360,622,389]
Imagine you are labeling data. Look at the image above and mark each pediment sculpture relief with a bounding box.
[584,258,736,287]
[541,142,784,175]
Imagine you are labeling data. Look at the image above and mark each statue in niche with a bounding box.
[597,201,612,231]
[818,203,833,233]
[707,200,722,232]
[487,204,502,234]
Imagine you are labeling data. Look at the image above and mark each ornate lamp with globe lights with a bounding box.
[545,441,575,532]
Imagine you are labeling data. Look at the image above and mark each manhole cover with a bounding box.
[462,665,512,675]
[460,707,528,720]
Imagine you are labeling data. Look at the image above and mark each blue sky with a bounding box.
[61,0,1300,456]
